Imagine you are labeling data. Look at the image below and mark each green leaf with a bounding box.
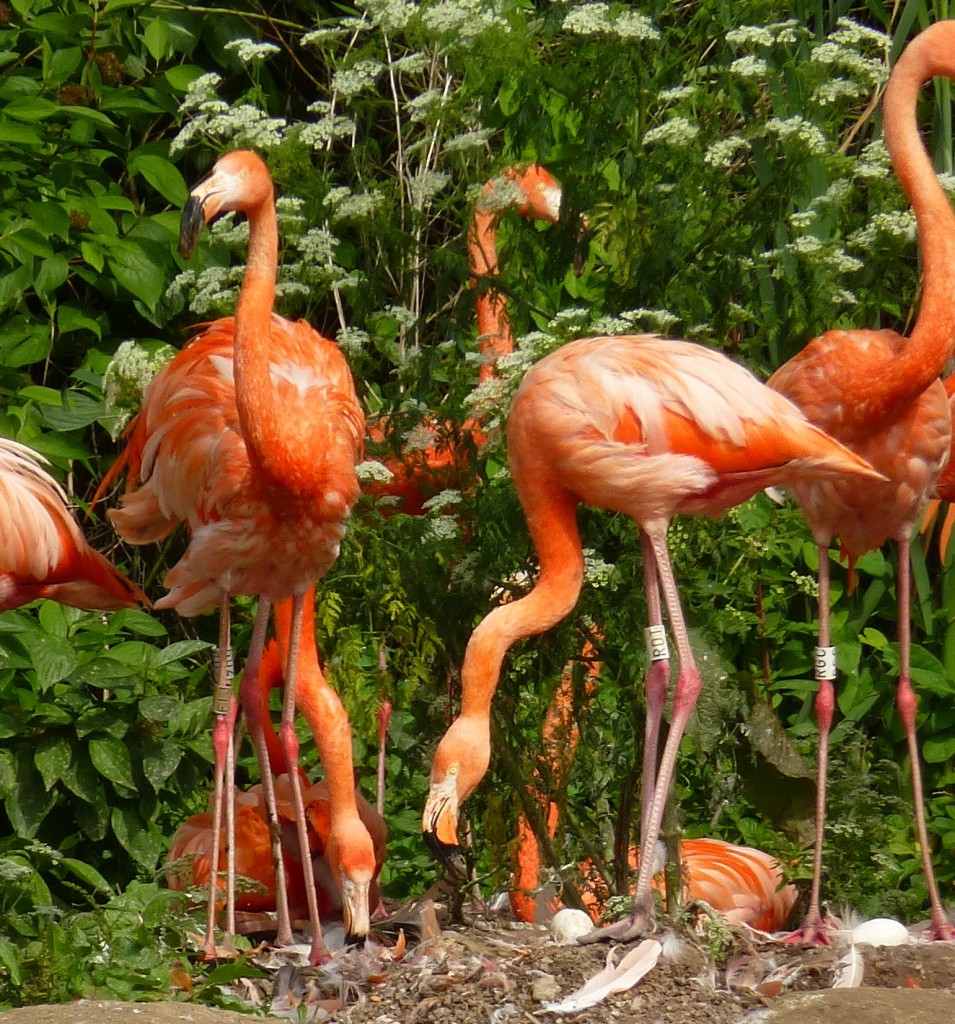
[0,119,42,146]
[110,609,167,637]
[139,695,182,722]
[5,749,55,838]
[59,857,111,895]
[89,734,135,790]
[57,303,102,338]
[923,734,955,764]
[34,253,69,300]
[34,733,72,789]
[130,153,188,205]
[164,65,205,92]
[29,634,78,688]
[3,96,59,121]
[154,639,211,666]
[0,938,22,987]
[111,804,163,867]
[61,745,104,803]
[0,262,34,312]
[108,240,164,309]
[141,738,182,790]
[24,201,71,240]
[40,391,105,431]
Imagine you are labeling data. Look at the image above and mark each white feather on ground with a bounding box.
[541,939,662,1014]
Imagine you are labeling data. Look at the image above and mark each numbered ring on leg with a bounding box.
[814,645,836,681]
[645,624,669,663]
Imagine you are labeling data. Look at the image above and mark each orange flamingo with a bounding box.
[366,164,562,514]
[768,22,955,945]
[422,333,883,943]
[920,374,955,558]
[104,151,364,963]
[578,838,797,933]
[0,437,146,613]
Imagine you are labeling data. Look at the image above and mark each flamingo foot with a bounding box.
[781,909,838,946]
[925,913,955,942]
[577,895,656,945]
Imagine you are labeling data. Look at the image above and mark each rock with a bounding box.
[530,972,561,1002]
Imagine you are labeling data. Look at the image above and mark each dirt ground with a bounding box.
[2,901,955,1024]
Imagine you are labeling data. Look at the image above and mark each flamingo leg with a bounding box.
[278,590,331,965]
[237,597,298,947]
[581,522,700,943]
[639,531,670,842]
[895,538,955,940]
[203,589,238,958]
[784,546,839,945]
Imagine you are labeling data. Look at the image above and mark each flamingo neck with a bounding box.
[876,29,955,410]
[469,208,512,384]
[231,198,297,492]
[460,490,584,719]
[275,592,362,828]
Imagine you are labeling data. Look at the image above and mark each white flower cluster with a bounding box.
[763,235,862,275]
[643,116,700,148]
[590,307,678,335]
[765,115,828,155]
[704,135,750,169]
[180,72,225,113]
[422,0,508,41]
[224,39,281,64]
[360,0,416,32]
[188,265,245,316]
[810,40,886,89]
[357,459,396,482]
[789,179,853,230]
[301,26,350,47]
[725,20,802,48]
[583,549,615,589]
[728,55,767,81]
[444,127,494,153]
[658,84,696,106]
[854,138,891,181]
[847,209,916,249]
[332,58,385,99]
[103,340,177,438]
[812,77,866,106]
[405,88,450,123]
[299,114,357,149]
[325,186,382,220]
[410,170,451,207]
[425,514,461,541]
[478,173,527,213]
[293,227,338,263]
[562,3,658,41]
[337,326,371,356]
[422,489,464,514]
[392,52,430,75]
[172,104,287,154]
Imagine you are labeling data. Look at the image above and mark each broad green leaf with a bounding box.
[143,18,172,62]
[60,105,116,129]
[3,97,59,121]
[75,705,129,740]
[34,732,72,789]
[0,262,34,312]
[111,804,163,867]
[80,240,105,273]
[154,639,211,666]
[40,391,105,431]
[24,201,70,239]
[61,744,104,803]
[110,609,167,637]
[0,120,41,146]
[130,153,188,205]
[89,734,135,790]
[24,432,88,460]
[18,385,61,406]
[34,253,69,299]
[57,303,102,338]
[139,695,182,722]
[59,857,111,895]
[141,738,182,789]
[165,65,205,92]
[0,938,22,987]
[5,749,55,838]
[108,240,164,308]
[924,734,955,764]
[45,46,83,88]
[29,634,77,688]
[75,791,109,841]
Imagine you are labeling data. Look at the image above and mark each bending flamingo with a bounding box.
[422,333,883,942]
[768,21,955,944]
[0,437,146,613]
[105,150,364,963]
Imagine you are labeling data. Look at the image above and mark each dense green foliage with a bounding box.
[1,0,954,1005]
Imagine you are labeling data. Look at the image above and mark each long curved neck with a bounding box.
[460,490,584,719]
[469,206,512,384]
[232,196,295,492]
[275,591,360,828]
[877,25,955,411]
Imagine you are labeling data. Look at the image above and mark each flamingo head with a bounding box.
[421,715,490,876]
[179,149,274,259]
[324,817,377,946]
[509,164,562,223]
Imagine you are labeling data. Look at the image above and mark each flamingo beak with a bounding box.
[179,193,209,260]
[422,782,468,878]
[341,877,371,946]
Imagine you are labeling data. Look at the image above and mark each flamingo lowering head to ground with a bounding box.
[768,20,955,945]
[105,150,364,963]
[422,333,884,942]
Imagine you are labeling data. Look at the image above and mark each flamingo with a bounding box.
[422,333,884,942]
[366,164,562,514]
[578,838,797,934]
[104,150,364,963]
[0,437,146,613]
[768,21,955,944]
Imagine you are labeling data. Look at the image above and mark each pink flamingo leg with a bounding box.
[784,546,838,945]
[203,590,238,957]
[278,591,331,965]
[895,539,955,940]
[581,523,701,942]
[639,532,670,841]
[237,597,297,947]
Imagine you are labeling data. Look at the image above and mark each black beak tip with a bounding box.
[178,196,206,260]
[344,930,367,949]
[423,829,467,878]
